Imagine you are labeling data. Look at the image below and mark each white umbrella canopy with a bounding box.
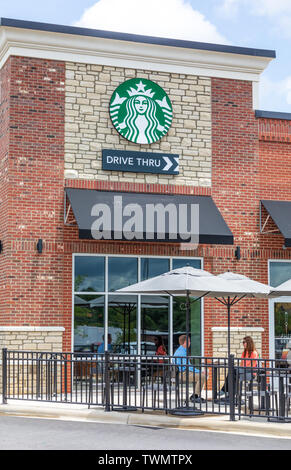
[117,266,230,360]
[215,271,271,357]
[216,272,271,298]
[117,266,232,297]
[118,267,271,357]
[269,279,291,298]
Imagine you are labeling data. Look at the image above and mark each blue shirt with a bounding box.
[173,345,199,373]
[97,342,113,353]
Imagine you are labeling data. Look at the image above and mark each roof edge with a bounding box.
[256,110,291,121]
[0,17,276,59]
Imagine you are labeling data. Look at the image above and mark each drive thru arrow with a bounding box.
[162,156,179,173]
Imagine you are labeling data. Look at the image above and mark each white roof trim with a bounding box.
[0,26,273,81]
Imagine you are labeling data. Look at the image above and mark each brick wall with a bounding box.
[0,56,66,328]
[204,78,267,357]
[0,59,11,322]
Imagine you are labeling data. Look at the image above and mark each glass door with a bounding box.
[269,261,291,360]
[274,301,291,361]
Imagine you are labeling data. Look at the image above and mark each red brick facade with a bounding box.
[1,55,291,357]
[0,56,65,327]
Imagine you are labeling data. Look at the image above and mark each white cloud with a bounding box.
[250,0,291,17]
[221,0,291,15]
[75,0,228,44]
[220,0,291,37]
[217,0,240,18]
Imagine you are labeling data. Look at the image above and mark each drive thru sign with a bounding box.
[102,149,179,175]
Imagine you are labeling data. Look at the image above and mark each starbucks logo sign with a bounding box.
[110,78,173,145]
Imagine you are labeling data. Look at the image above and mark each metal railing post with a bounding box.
[228,354,235,421]
[2,348,7,404]
[104,351,111,412]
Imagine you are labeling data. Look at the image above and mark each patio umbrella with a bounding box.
[269,279,291,297]
[117,266,232,355]
[117,266,232,415]
[215,272,271,357]
[117,267,271,412]
[118,268,271,357]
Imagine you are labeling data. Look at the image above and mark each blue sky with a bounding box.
[1,0,291,113]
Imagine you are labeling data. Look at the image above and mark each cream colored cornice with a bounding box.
[0,25,274,82]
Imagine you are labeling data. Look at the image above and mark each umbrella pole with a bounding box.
[128,308,130,354]
[123,311,126,353]
[185,290,190,406]
[170,291,204,416]
[227,297,231,358]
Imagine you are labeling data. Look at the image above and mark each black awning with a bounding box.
[261,200,291,247]
[65,188,233,245]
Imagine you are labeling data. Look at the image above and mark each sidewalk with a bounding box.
[1,400,291,439]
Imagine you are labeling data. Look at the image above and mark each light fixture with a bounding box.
[37,239,43,254]
[235,246,241,260]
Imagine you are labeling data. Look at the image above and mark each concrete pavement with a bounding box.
[0,400,291,439]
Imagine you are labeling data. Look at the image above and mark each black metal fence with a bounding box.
[2,349,291,422]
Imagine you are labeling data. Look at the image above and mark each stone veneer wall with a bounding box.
[0,327,64,351]
[0,327,65,393]
[64,63,211,186]
[212,327,264,358]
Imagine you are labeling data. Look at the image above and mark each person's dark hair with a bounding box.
[242,336,256,358]
[155,335,166,354]
[155,336,163,347]
[102,334,112,341]
[179,334,187,345]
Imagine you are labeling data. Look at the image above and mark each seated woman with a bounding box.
[154,336,167,361]
[220,336,259,396]
[153,336,167,381]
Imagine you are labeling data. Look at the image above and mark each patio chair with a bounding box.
[236,371,278,418]
[141,363,180,412]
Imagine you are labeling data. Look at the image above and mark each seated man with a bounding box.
[97,334,113,353]
[173,335,206,403]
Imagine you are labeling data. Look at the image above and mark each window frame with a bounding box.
[72,254,204,355]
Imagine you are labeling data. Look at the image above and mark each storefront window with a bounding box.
[108,257,138,291]
[74,294,104,353]
[75,256,105,292]
[108,295,137,354]
[173,297,201,356]
[270,261,291,287]
[73,255,202,355]
[141,295,169,355]
[172,258,201,270]
[172,258,202,356]
[270,262,291,361]
[141,258,170,281]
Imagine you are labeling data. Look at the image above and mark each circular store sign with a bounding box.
[109,78,173,145]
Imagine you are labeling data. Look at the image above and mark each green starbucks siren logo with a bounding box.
[110,78,173,145]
